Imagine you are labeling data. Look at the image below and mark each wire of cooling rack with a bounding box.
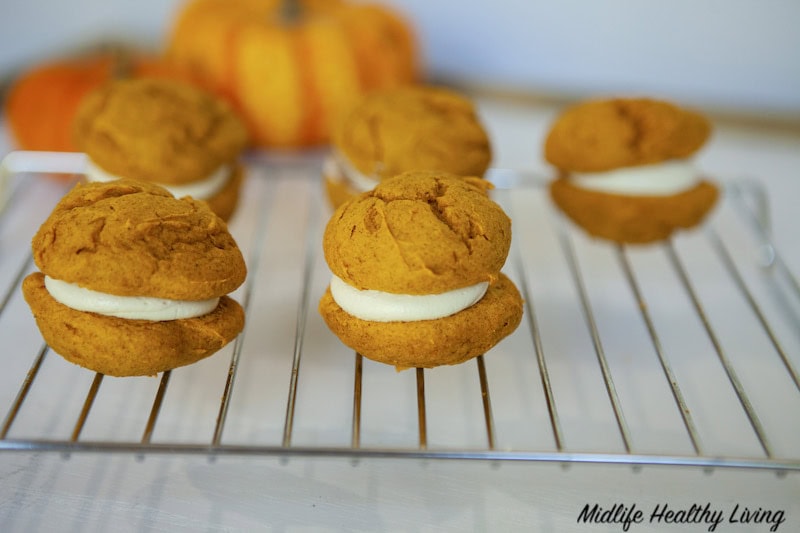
[211,178,278,449]
[282,186,321,449]
[555,221,634,453]
[0,167,798,472]
[616,243,702,456]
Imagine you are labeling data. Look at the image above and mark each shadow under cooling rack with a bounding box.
[0,159,798,472]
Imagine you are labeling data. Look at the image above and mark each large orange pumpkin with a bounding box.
[4,51,201,153]
[167,0,419,148]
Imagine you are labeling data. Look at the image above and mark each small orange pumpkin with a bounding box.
[4,51,202,153]
[167,0,419,148]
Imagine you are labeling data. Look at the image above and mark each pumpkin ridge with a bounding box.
[222,17,264,146]
[293,28,324,146]
[341,6,382,90]
[221,19,243,110]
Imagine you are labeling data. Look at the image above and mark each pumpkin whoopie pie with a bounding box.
[73,78,249,221]
[319,171,522,369]
[22,179,246,377]
[323,85,492,208]
[546,97,719,244]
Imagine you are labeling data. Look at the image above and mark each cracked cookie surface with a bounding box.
[544,98,710,172]
[74,78,248,185]
[323,171,510,295]
[333,85,492,181]
[31,179,246,300]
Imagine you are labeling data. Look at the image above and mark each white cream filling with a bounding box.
[330,274,488,322]
[44,276,219,321]
[85,158,231,200]
[571,160,699,196]
[324,151,380,193]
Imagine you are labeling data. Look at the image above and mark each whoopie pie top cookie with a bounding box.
[323,170,510,295]
[73,78,248,219]
[31,179,246,300]
[544,97,711,173]
[323,85,492,206]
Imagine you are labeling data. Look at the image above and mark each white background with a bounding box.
[1,0,799,119]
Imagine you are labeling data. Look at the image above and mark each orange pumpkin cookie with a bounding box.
[545,97,719,244]
[22,180,247,377]
[324,85,492,208]
[319,171,522,368]
[74,78,249,221]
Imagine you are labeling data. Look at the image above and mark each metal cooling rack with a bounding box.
[0,156,798,472]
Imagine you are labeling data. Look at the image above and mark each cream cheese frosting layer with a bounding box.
[44,276,219,321]
[330,274,488,322]
[85,158,231,200]
[571,160,699,196]
[324,151,380,193]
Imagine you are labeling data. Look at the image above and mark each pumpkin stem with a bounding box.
[109,45,134,79]
[280,0,302,24]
